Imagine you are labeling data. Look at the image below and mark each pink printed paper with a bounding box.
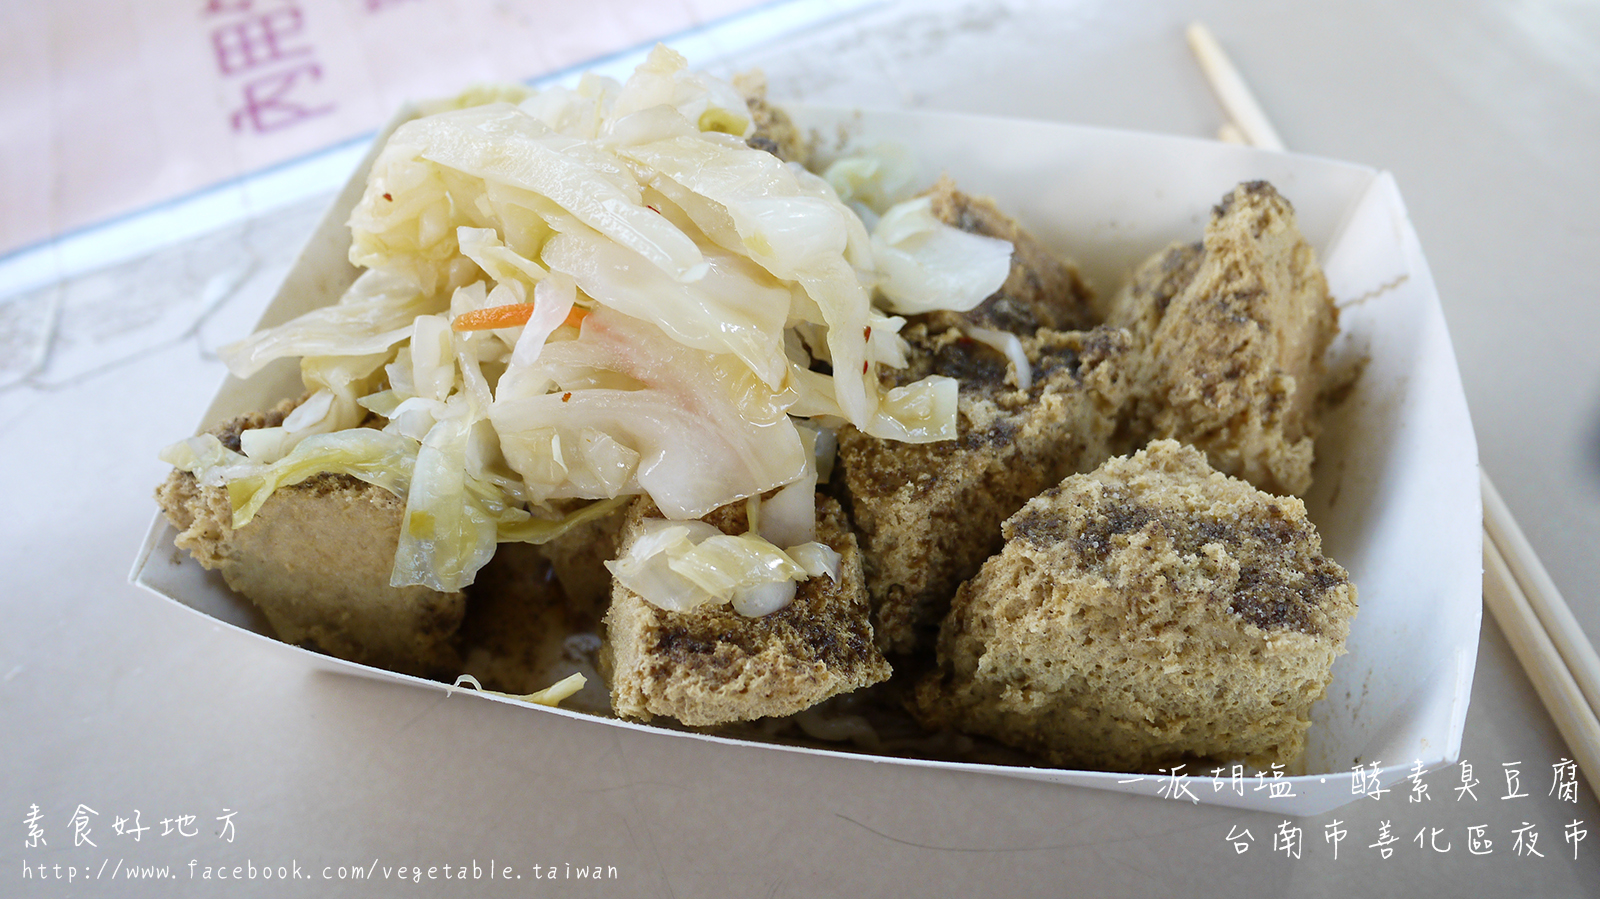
[0,0,768,257]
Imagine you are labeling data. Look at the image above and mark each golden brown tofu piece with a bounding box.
[156,462,465,679]
[837,324,1132,656]
[536,502,626,613]
[1107,181,1337,496]
[604,494,890,726]
[913,440,1356,772]
[457,543,612,714]
[733,70,811,168]
[914,175,1098,335]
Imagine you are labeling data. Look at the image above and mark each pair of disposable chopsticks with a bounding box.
[1481,475,1600,793]
[1185,22,1600,793]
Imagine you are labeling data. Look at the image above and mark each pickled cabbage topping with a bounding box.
[870,196,1014,315]
[452,672,586,707]
[172,45,1011,608]
[603,518,840,615]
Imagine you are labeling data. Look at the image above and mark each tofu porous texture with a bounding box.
[912,440,1357,772]
[604,494,890,726]
[838,324,1131,656]
[1106,181,1338,496]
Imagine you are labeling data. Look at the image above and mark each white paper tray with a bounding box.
[132,105,1482,816]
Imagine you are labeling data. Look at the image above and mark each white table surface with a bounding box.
[4,1,1598,896]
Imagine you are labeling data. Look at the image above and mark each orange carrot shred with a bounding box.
[452,304,533,331]
[451,304,589,332]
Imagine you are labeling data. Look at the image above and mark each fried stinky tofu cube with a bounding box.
[155,405,465,677]
[913,440,1356,772]
[1107,181,1338,496]
[603,494,891,726]
[837,324,1132,656]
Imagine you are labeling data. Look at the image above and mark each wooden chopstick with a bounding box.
[1186,21,1600,784]
[1482,471,1600,714]
[1186,23,1286,151]
[1484,532,1600,791]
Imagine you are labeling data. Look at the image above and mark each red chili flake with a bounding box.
[383,192,393,201]
[646,204,660,214]
[562,392,573,402]
[863,326,872,341]
[862,361,870,374]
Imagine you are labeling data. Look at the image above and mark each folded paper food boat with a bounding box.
[131,105,1481,815]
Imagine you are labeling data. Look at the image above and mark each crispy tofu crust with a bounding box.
[915,175,1098,335]
[536,502,626,613]
[604,494,891,726]
[913,440,1356,772]
[838,324,1133,656]
[154,405,465,678]
[1106,181,1337,496]
[733,70,811,168]
[457,543,614,714]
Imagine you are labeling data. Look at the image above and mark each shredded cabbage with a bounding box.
[822,142,919,222]
[604,517,837,615]
[218,269,441,378]
[870,195,1014,315]
[175,45,1013,604]
[220,429,419,529]
[452,672,586,707]
[964,325,1033,391]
